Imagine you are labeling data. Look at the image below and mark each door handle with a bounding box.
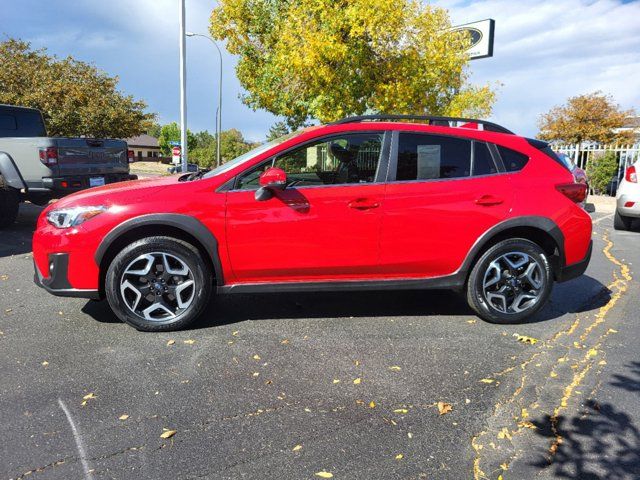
[348,198,380,210]
[475,194,504,206]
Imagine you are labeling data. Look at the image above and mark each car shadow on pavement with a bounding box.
[528,362,640,479]
[80,274,610,329]
[0,203,43,258]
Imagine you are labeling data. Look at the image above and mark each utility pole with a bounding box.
[178,0,188,172]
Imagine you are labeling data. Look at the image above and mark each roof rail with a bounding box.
[330,114,514,135]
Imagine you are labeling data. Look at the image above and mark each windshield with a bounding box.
[202,130,300,179]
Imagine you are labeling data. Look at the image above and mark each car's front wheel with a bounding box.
[105,237,213,331]
[466,238,553,324]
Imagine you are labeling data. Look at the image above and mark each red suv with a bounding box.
[33,116,592,331]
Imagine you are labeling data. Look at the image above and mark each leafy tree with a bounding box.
[190,129,258,168]
[587,151,619,195]
[210,0,495,128]
[158,122,197,156]
[146,123,162,139]
[538,92,634,144]
[0,39,155,138]
[267,121,291,141]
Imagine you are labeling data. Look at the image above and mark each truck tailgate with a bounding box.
[54,138,128,177]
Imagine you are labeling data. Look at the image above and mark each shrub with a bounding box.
[587,151,618,195]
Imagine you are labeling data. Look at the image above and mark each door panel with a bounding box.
[225,185,384,283]
[379,133,513,278]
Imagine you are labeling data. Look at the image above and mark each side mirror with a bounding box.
[259,167,287,190]
[255,167,287,201]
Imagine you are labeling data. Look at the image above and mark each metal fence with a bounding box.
[554,143,640,194]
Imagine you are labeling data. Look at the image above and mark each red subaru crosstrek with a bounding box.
[33,116,592,331]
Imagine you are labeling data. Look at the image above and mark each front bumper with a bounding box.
[556,240,592,282]
[33,253,100,299]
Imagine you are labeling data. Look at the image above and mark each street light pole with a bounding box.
[178,0,188,173]
[186,32,223,168]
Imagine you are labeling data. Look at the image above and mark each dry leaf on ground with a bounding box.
[166,340,175,346]
[513,334,539,344]
[437,402,453,415]
[292,444,303,451]
[119,414,129,420]
[160,429,177,439]
[353,378,361,385]
[315,472,333,478]
[183,339,195,345]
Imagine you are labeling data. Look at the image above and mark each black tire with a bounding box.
[105,236,213,331]
[466,238,553,324]
[0,182,20,229]
[613,209,632,231]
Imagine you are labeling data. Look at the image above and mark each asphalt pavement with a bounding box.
[0,204,638,480]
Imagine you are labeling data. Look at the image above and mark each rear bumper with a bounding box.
[556,240,592,282]
[33,253,100,299]
[41,173,137,194]
[617,193,640,218]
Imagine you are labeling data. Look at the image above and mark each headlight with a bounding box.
[46,206,108,228]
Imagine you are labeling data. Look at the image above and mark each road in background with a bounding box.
[1,204,638,479]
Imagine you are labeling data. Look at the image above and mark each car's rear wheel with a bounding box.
[105,237,212,331]
[613,209,632,231]
[466,238,553,324]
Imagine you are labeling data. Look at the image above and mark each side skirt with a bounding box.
[217,273,467,295]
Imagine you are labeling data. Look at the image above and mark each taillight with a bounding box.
[556,182,587,203]
[38,147,58,166]
[128,150,135,163]
[625,165,637,183]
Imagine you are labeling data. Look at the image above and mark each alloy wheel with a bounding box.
[481,251,545,314]
[120,252,195,321]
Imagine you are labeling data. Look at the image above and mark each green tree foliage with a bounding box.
[538,92,634,144]
[146,123,162,138]
[190,129,258,168]
[267,121,291,141]
[158,122,197,155]
[210,0,496,128]
[587,151,619,195]
[0,39,155,138]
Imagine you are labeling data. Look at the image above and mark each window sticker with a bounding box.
[417,145,441,179]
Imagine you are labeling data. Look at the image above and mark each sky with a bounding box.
[3,0,640,141]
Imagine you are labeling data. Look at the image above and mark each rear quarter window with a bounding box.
[497,145,529,172]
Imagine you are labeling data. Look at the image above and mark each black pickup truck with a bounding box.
[0,105,136,227]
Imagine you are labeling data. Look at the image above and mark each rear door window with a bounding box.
[497,145,529,172]
[396,133,471,181]
[472,141,498,176]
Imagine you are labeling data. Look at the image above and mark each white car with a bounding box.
[615,160,639,230]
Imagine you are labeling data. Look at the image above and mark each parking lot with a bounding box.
[1,204,639,480]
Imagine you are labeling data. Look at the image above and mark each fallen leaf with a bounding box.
[119,414,129,420]
[518,420,537,429]
[497,427,512,440]
[353,378,361,385]
[354,360,360,366]
[292,444,303,451]
[252,372,260,377]
[587,348,598,358]
[465,398,471,404]
[608,328,618,333]
[394,408,408,414]
[598,360,607,366]
[513,334,539,345]
[332,379,340,384]
[253,354,261,360]
[315,472,333,478]
[500,462,509,470]
[0,274,8,280]
[183,339,195,345]
[166,340,175,346]
[232,330,239,336]
[467,319,477,324]
[480,378,495,384]
[369,401,376,409]
[160,429,177,439]
[5,308,12,313]
[550,371,558,378]
[437,402,453,415]
[388,366,401,371]
[407,432,413,439]
[41,361,49,366]
[521,408,529,419]
[281,339,290,344]
[83,393,97,400]
[395,453,404,460]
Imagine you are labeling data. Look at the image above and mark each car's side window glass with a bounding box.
[396,133,471,181]
[235,133,383,190]
[472,141,498,176]
[497,145,529,172]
